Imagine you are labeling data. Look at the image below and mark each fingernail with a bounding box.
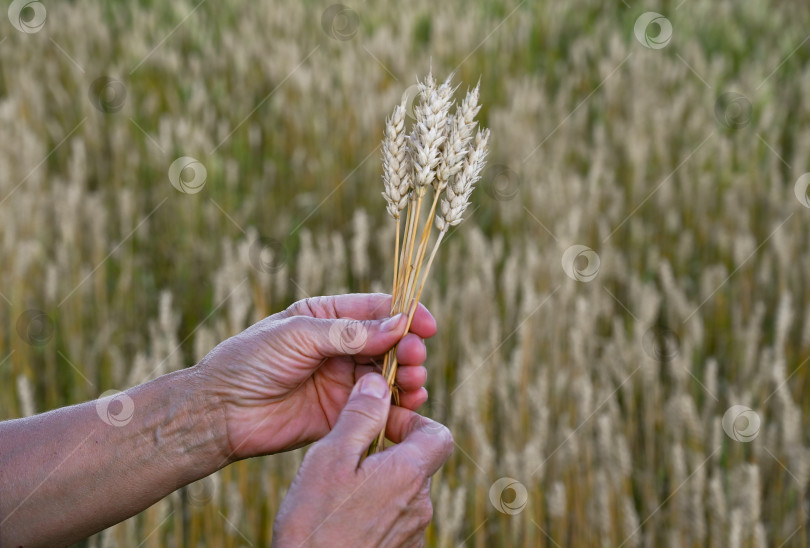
[380,313,404,332]
[359,374,389,398]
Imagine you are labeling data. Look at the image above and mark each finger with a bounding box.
[359,331,430,367]
[396,334,427,365]
[281,293,391,320]
[354,363,382,380]
[354,365,426,408]
[398,387,428,410]
[401,303,438,339]
[395,366,427,392]
[354,366,429,411]
[281,293,435,323]
[320,373,391,462]
[384,407,453,476]
[384,406,423,444]
[283,313,408,359]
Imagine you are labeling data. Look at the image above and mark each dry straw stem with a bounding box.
[371,73,489,454]
[381,100,412,299]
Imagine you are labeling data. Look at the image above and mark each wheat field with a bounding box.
[2,0,810,546]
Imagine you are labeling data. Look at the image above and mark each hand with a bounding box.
[271,373,454,548]
[196,293,437,460]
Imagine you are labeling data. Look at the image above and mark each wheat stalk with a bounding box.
[381,99,413,301]
[370,73,489,454]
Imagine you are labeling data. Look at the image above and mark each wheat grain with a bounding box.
[436,127,489,230]
[435,82,481,191]
[410,73,454,194]
[381,101,413,220]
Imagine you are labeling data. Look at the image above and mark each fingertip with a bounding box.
[395,365,428,391]
[410,304,438,338]
[384,406,419,444]
[395,334,427,365]
[398,387,428,410]
[359,314,407,355]
[356,372,390,399]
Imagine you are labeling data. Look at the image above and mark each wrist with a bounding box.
[166,367,234,473]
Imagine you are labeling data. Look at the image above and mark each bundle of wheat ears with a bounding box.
[370,72,489,453]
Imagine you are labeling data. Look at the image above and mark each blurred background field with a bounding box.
[2,0,810,546]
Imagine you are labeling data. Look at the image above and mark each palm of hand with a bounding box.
[217,332,371,457]
[199,295,436,461]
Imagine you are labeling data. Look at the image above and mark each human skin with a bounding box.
[0,293,451,548]
[271,374,453,547]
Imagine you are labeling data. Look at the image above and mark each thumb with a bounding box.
[321,373,391,460]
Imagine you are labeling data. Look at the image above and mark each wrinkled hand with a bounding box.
[197,293,437,460]
[272,373,454,548]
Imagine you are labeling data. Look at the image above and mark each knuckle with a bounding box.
[408,413,426,432]
[361,318,377,335]
[424,426,454,470]
[285,298,307,315]
[343,404,383,424]
[420,420,454,455]
[288,296,324,317]
[279,316,317,344]
[282,314,309,330]
[416,500,433,529]
[438,425,454,455]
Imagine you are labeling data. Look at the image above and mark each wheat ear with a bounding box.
[370,74,488,455]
